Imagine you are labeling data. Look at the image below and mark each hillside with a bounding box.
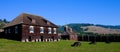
[58,23,120,34]
[81,26,120,34]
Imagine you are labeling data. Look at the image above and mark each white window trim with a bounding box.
[40,27,44,33]
[48,27,52,34]
[53,28,57,34]
[30,26,34,33]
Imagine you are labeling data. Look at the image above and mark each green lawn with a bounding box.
[0,39,120,52]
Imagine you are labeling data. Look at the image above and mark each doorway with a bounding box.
[52,36,54,40]
[28,36,32,41]
[41,36,43,41]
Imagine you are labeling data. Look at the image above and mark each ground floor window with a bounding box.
[8,29,10,33]
[15,26,18,34]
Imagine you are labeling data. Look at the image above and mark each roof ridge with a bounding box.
[4,13,58,28]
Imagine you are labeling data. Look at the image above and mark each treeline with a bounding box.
[96,24,120,29]
[0,19,9,29]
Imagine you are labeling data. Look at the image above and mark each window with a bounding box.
[48,27,52,34]
[5,29,7,34]
[8,29,10,33]
[40,27,44,33]
[29,26,34,33]
[15,26,18,34]
[53,28,57,34]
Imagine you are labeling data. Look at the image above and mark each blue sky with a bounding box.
[0,0,120,25]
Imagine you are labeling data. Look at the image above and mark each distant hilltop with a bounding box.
[58,23,120,34]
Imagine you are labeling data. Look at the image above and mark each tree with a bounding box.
[3,19,7,23]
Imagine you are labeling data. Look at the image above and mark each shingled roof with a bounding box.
[4,13,58,28]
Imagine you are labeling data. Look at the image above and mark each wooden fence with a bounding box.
[78,35,120,42]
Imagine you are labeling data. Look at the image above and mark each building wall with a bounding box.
[4,24,22,41]
[21,24,58,42]
[69,35,78,41]
[4,24,58,42]
[61,26,78,41]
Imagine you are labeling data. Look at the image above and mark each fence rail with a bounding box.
[78,35,120,42]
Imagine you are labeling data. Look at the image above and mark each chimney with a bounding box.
[64,25,68,31]
[70,28,72,32]
[47,21,50,25]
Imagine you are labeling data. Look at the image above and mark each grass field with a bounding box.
[0,39,120,52]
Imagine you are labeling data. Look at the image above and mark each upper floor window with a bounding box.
[53,28,57,34]
[15,26,18,34]
[40,27,44,33]
[48,27,52,34]
[29,26,34,33]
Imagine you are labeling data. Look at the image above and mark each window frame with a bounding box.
[5,29,7,34]
[53,28,57,34]
[8,29,10,33]
[48,27,52,34]
[15,26,18,34]
[29,26,34,33]
[40,27,44,33]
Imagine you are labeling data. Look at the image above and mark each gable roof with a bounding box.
[4,13,58,28]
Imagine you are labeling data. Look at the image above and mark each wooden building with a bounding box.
[61,26,78,41]
[3,13,58,42]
